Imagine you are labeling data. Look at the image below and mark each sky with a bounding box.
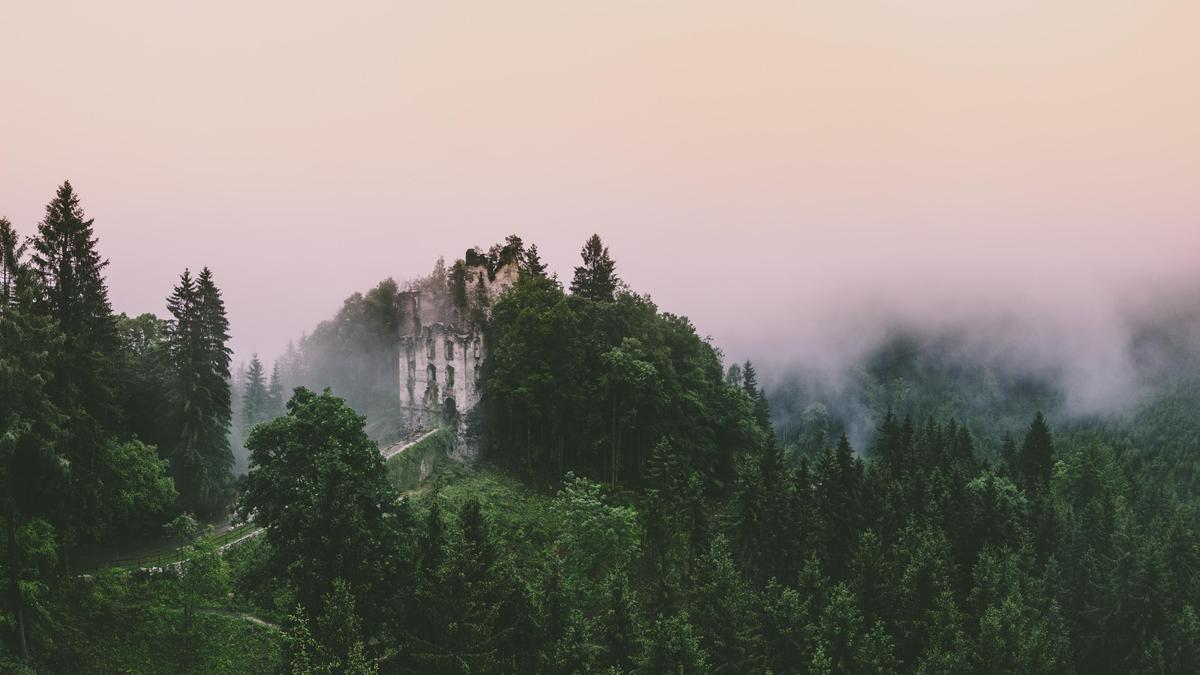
[3,0,1198,375]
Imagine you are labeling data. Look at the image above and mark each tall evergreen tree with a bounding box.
[28,181,120,539]
[0,218,22,302]
[1017,412,1054,495]
[522,243,548,277]
[242,355,270,432]
[165,267,233,511]
[569,234,620,302]
[0,237,65,661]
[268,361,285,419]
[194,267,233,504]
[741,360,760,399]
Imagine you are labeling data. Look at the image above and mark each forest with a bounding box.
[2,185,1200,673]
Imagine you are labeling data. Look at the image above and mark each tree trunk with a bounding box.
[7,516,29,662]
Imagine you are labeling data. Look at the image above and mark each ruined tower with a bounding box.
[396,257,518,440]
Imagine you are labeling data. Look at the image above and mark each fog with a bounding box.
[2,1,1197,415]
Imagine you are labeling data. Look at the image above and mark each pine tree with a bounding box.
[637,611,709,674]
[569,234,620,301]
[0,237,66,661]
[194,267,233,505]
[741,360,760,398]
[0,218,23,302]
[166,267,234,511]
[691,535,758,672]
[739,360,772,426]
[999,432,1018,479]
[241,355,270,432]
[600,572,642,673]
[522,243,548,277]
[28,181,121,539]
[268,361,285,418]
[816,434,863,578]
[1017,412,1054,495]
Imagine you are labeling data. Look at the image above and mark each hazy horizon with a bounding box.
[4,1,1198,389]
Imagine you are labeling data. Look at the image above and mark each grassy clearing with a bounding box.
[409,463,557,567]
[28,573,284,674]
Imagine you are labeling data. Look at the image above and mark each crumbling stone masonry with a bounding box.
[396,258,517,445]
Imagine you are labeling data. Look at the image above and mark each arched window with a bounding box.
[445,339,455,360]
[446,365,455,390]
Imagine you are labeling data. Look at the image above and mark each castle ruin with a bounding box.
[396,256,518,441]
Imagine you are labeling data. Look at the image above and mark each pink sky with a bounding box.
[3,1,1198,369]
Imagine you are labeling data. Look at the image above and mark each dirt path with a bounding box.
[380,428,442,461]
[197,608,282,632]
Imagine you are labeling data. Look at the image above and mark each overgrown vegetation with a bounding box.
[386,428,456,493]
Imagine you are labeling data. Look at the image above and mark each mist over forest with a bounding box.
[764,283,1200,453]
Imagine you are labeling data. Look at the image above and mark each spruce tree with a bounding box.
[522,243,548,277]
[0,238,65,661]
[28,181,120,538]
[268,361,285,418]
[241,355,270,432]
[194,267,233,505]
[1017,412,1054,495]
[741,360,760,398]
[569,234,620,301]
[0,218,22,302]
[166,267,234,511]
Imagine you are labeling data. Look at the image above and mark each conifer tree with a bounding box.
[0,235,65,661]
[740,360,772,426]
[999,432,1019,479]
[28,182,119,406]
[194,267,234,503]
[522,243,548,277]
[569,234,620,301]
[28,181,121,538]
[241,355,270,432]
[741,360,759,398]
[1017,412,1054,495]
[637,611,709,674]
[0,218,22,302]
[816,433,863,578]
[599,572,642,673]
[268,361,285,418]
[166,267,234,511]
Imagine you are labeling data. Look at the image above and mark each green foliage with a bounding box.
[570,233,621,302]
[386,428,455,492]
[637,611,709,674]
[165,267,235,512]
[8,221,1200,674]
[237,387,408,651]
[95,439,177,535]
[550,474,641,605]
[286,278,405,422]
[480,248,763,491]
[241,354,271,434]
